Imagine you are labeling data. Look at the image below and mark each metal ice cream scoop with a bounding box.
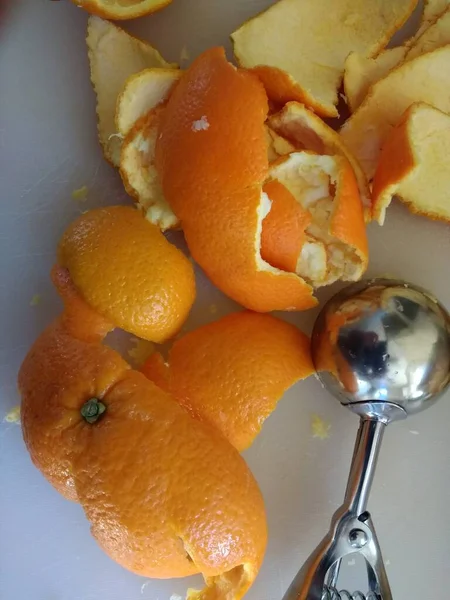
[282,279,450,600]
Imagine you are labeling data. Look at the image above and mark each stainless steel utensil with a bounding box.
[282,279,450,600]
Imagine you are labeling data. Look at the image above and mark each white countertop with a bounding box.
[1,1,449,598]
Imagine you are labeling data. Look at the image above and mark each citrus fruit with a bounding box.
[74,0,172,21]
[267,101,370,212]
[372,102,450,224]
[340,45,450,181]
[231,0,418,117]
[142,311,314,451]
[57,206,195,342]
[19,301,267,598]
[87,16,175,166]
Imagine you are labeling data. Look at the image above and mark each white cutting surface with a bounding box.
[1,1,449,599]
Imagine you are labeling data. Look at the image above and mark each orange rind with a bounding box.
[344,6,450,112]
[87,16,175,166]
[73,0,172,21]
[263,152,368,288]
[143,311,314,451]
[155,48,368,312]
[19,293,267,598]
[57,206,195,342]
[372,102,450,224]
[267,101,370,212]
[116,68,181,137]
[340,45,450,181]
[231,0,418,117]
[120,105,179,230]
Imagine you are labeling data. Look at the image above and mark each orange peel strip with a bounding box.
[73,0,172,21]
[372,102,450,225]
[57,206,195,342]
[267,101,370,213]
[142,311,314,451]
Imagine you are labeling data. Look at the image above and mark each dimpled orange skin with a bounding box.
[19,272,267,596]
[143,311,314,451]
[261,179,312,273]
[155,47,319,312]
[57,206,195,343]
[19,266,127,501]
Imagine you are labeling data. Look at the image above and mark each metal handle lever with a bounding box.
[282,419,392,600]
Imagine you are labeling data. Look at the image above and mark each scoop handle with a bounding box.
[281,418,391,600]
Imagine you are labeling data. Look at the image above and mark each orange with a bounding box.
[57,206,195,343]
[142,311,314,451]
[19,279,267,599]
[73,0,172,20]
[156,47,368,312]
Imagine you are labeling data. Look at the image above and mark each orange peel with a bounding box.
[267,101,370,212]
[120,105,179,230]
[19,280,267,598]
[264,152,368,287]
[344,6,450,112]
[231,0,418,117]
[372,102,450,224]
[155,48,368,312]
[340,45,450,182]
[57,206,195,342]
[73,0,172,21]
[87,16,175,166]
[142,311,314,451]
[116,68,181,137]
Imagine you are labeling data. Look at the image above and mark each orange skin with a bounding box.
[155,47,320,312]
[58,206,195,343]
[329,155,368,261]
[71,0,172,20]
[142,311,314,451]
[19,268,267,596]
[250,66,339,118]
[261,179,311,273]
